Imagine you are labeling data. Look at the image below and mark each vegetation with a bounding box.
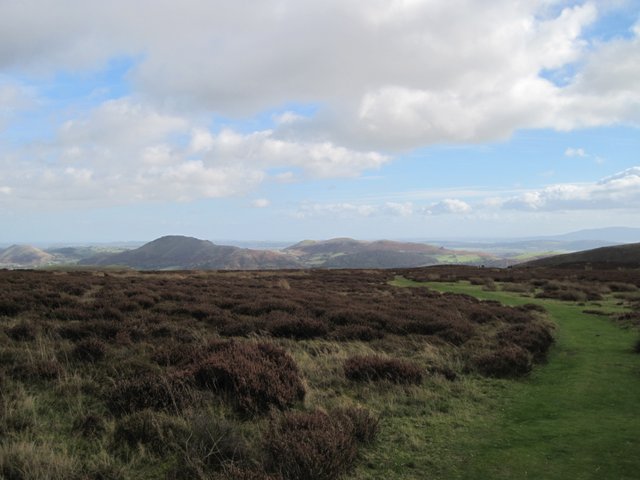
[0,264,638,478]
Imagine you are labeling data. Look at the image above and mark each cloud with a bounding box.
[0,80,37,130]
[426,199,472,215]
[189,127,389,178]
[382,202,414,217]
[294,199,472,219]
[252,198,270,208]
[501,167,640,211]
[0,98,387,208]
[0,1,637,152]
[295,202,378,219]
[565,147,587,157]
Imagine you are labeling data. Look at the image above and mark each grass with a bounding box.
[391,276,640,479]
[434,254,484,264]
[1,269,637,479]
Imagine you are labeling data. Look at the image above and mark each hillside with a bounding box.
[519,242,640,269]
[0,245,54,266]
[79,235,299,270]
[79,235,301,270]
[284,238,494,268]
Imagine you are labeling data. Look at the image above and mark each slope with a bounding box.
[79,235,300,270]
[520,242,640,269]
[0,245,54,266]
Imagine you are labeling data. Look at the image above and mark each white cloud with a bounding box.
[382,202,414,217]
[501,167,640,211]
[565,147,587,157]
[190,128,389,178]
[252,198,270,208]
[0,80,36,130]
[274,172,296,183]
[295,202,378,219]
[0,1,637,151]
[426,199,472,215]
[0,98,387,208]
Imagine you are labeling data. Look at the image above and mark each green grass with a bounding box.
[510,251,564,261]
[434,254,484,264]
[390,276,640,479]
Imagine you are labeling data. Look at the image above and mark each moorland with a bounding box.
[1,258,639,479]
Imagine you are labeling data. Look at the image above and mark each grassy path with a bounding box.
[392,278,640,479]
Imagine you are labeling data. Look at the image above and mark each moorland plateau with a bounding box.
[0,252,639,478]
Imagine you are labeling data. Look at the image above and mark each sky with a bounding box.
[1,0,639,244]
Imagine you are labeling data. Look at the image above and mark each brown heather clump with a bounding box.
[267,314,329,339]
[473,345,533,378]
[71,338,107,363]
[113,409,188,456]
[329,324,384,341]
[106,372,197,416]
[173,415,251,477]
[496,323,554,361]
[344,355,423,385]
[10,360,63,382]
[6,322,37,341]
[333,407,380,444]
[192,341,305,415]
[264,409,359,480]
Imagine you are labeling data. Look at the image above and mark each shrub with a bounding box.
[268,315,328,340]
[219,465,282,480]
[0,299,22,317]
[343,355,423,385]
[473,345,533,378]
[10,360,62,382]
[72,413,106,439]
[329,325,384,342]
[6,322,37,342]
[106,372,196,415]
[175,415,250,476]
[57,324,92,341]
[192,342,305,416]
[152,344,207,367]
[113,410,187,456]
[265,410,358,480]
[334,407,379,444]
[608,282,638,293]
[496,323,554,361]
[426,365,458,381]
[517,303,547,314]
[219,319,260,337]
[72,338,107,363]
[435,323,476,345]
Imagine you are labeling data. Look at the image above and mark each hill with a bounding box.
[284,238,494,268]
[546,226,640,243]
[79,235,301,270]
[519,242,640,269]
[0,245,54,267]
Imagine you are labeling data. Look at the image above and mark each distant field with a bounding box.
[0,267,638,479]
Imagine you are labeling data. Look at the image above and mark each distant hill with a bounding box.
[79,235,301,270]
[0,245,54,267]
[75,236,495,270]
[284,238,494,268]
[519,242,640,269]
[546,227,640,243]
